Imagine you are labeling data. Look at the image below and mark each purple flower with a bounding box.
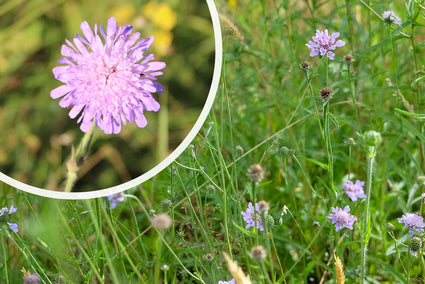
[23,273,40,284]
[344,180,366,201]
[241,202,264,231]
[306,29,345,60]
[106,192,124,209]
[51,17,166,134]
[398,213,425,237]
[327,206,357,232]
[382,11,402,27]
[218,279,235,284]
[0,205,18,233]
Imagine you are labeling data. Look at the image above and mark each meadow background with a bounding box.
[0,0,214,191]
[2,0,425,283]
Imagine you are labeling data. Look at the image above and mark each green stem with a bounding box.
[323,102,334,191]
[348,63,361,132]
[1,233,9,284]
[361,147,375,283]
[64,121,96,192]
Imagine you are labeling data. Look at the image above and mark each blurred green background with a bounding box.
[0,0,215,191]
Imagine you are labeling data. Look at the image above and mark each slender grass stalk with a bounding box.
[361,143,377,283]
[323,101,334,191]
[1,233,9,284]
[347,61,361,132]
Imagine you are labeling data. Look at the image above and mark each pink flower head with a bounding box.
[327,205,357,232]
[398,212,425,237]
[306,29,345,60]
[51,17,166,134]
[344,180,366,201]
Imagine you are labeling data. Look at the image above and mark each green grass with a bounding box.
[2,0,425,283]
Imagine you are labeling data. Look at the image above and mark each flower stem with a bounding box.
[361,147,375,283]
[64,120,96,192]
[1,233,9,284]
[323,102,334,191]
[348,63,361,132]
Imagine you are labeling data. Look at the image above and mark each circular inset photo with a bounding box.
[0,0,221,198]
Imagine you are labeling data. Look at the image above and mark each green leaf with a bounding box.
[233,221,253,237]
[395,108,425,119]
[298,156,329,171]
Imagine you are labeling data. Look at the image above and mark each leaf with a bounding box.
[298,156,329,171]
[232,221,253,237]
[395,108,425,119]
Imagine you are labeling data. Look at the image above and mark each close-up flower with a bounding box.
[344,179,366,201]
[0,205,19,233]
[398,212,425,237]
[382,11,402,27]
[327,206,357,232]
[306,29,345,60]
[51,17,166,134]
[241,202,264,231]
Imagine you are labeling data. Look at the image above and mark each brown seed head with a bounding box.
[250,245,266,262]
[319,87,333,101]
[247,164,264,183]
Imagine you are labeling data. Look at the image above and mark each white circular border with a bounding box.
[0,0,222,200]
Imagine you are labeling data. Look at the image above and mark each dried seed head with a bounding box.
[343,54,354,64]
[257,200,269,213]
[250,245,266,262]
[235,145,244,155]
[319,87,333,101]
[152,213,172,229]
[205,253,214,262]
[334,255,345,284]
[247,164,264,183]
[300,61,311,70]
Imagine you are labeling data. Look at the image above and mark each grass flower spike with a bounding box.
[241,202,264,231]
[398,212,425,237]
[344,180,366,201]
[51,17,166,134]
[306,29,345,60]
[0,205,18,233]
[327,206,357,232]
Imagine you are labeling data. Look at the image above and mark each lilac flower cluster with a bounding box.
[51,17,165,134]
[306,29,345,60]
[344,180,366,202]
[382,11,402,27]
[0,205,18,233]
[106,192,124,209]
[327,206,357,232]
[241,202,265,231]
[398,212,425,237]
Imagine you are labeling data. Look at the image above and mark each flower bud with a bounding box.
[247,164,264,183]
[364,130,382,147]
[385,222,395,233]
[410,236,422,257]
